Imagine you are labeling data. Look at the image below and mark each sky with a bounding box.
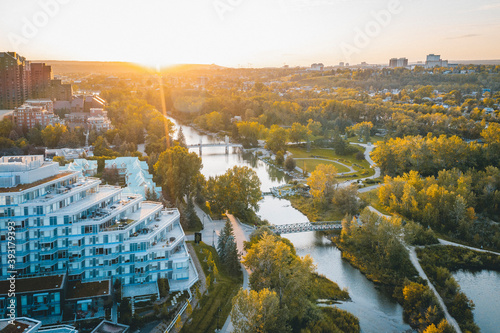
[0,0,500,68]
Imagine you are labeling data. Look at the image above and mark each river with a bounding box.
[452,270,500,333]
[171,118,413,332]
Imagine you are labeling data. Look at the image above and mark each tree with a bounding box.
[332,184,361,215]
[237,121,265,147]
[349,121,373,142]
[288,123,311,144]
[177,126,187,148]
[41,124,67,148]
[307,119,322,136]
[307,164,338,201]
[266,125,287,153]
[243,233,315,320]
[284,156,296,172]
[102,166,120,185]
[205,166,261,217]
[217,220,241,274]
[275,151,284,166]
[231,288,284,333]
[154,146,203,201]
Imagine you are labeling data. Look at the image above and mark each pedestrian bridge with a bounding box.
[271,221,342,234]
[186,135,243,154]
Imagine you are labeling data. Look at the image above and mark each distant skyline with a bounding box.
[1,0,500,68]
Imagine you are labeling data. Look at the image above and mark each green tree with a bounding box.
[284,156,296,172]
[275,151,284,166]
[205,166,261,216]
[154,146,203,201]
[332,184,362,215]
[217,220,241,274]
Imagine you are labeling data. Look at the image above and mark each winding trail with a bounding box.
[406,245,462,333]
[438,238,500,256]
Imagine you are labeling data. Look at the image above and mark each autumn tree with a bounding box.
[349,121,373,142]
[307,164,338,202]
[41,124,67,148]
[154,146,203,201]
[265,125,287,153]
[231,288,284,333]
[288,122,311,144]
[237,121,265,147]
[243,233,315,321]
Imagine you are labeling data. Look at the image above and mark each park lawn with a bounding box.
[287,146,371,169]
[358,189,392,216]
[294,158,350,173]
[181,242,242,333]
[289,196,347,222]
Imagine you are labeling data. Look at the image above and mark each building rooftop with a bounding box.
[0,172,73,193]
[90,321,128,333]
[0,275,64,295]
[0,318,41,333]
[66,280,111,300]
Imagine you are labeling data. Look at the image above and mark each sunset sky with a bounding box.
[1,0,500,68]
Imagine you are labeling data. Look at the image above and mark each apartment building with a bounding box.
[0,156,198,322]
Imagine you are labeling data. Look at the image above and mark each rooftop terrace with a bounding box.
[1,172,74,193]
[66,280,111,300]
[0,275,64,295]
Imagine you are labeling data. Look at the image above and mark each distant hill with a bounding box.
[35,60,226,75]
[449,60,500,65]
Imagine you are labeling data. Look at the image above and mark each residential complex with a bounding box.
[0,156,197,323]
[0,52,31,109]
[389,57,408,68]
[12,103,61,130]
[104,157,161,199]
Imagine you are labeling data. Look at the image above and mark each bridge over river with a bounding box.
[186,135,243,154]
[271,221,342,234]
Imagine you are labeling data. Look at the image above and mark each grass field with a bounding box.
[287,147,374,179]
[181,242,242,333]
[294,158,350,173]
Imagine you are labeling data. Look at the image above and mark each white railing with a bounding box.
[165,288,192,333]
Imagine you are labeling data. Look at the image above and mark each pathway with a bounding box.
[407,246,462,333]
[220,214,253,333]
[438,238,500,256]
